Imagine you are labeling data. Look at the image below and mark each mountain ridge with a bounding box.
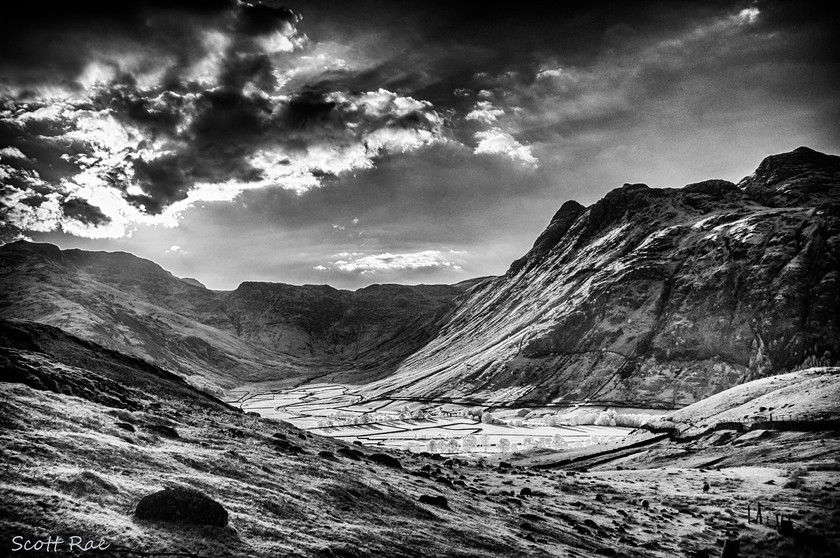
[359,146,840,406]
[0,240,475,392]
[2,146,838,406]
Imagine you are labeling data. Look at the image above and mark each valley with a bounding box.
[3,148,839,409]
[1,147,839,557]
[1,320,838,557]
[229,382,637,452]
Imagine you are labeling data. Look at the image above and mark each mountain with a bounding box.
[0,242,475,392]
[360,147,840,407]
[1,147,838,407]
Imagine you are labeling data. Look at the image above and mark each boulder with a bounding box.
[418,495,449,509]
[337,447,364,460]
[368,453,402,469]
[135,487,228,526]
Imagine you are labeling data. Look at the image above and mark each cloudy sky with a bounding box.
[1,1,838,289]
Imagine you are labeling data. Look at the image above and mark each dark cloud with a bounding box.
[0,0,299,92]
[4,0,840,287]
[236,1,298,36]
[285,91,338,130]
[62,198,111,226]
[0,0,450,236]
[1,2,227,88]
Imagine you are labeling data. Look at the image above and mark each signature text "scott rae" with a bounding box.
[11,536,110,552]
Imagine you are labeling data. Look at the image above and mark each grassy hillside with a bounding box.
[2,320,838,557]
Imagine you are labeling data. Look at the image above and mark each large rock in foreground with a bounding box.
[135,487,228,526]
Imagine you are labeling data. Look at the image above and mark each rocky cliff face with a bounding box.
[360,147,840,407]
[0,242,471,391]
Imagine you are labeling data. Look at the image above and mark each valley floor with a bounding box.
[229,382,635,453]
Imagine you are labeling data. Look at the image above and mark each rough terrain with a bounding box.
[1,321,838,557]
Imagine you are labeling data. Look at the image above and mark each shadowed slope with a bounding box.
[0,244,472,391]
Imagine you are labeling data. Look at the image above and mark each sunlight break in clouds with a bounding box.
[0,3,449,242]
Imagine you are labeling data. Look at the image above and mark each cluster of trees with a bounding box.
[792,351,834,371]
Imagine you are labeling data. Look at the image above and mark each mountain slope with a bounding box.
[361,147,840,406]
[0,243,472,391]
[1,147,838,406]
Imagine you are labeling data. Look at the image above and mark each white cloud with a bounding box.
[0,147,27,160]
[474,128,538,167]
[256,28,307,54]
[536,68,563,80]
[77,61,118,89]
[184,30,231,87]
[733,7,760,25]
[0,84,451,239]
[327,250,465,275]
[0,184,63,234]
[465,101,505,124]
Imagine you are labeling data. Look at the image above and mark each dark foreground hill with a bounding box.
[2,320,838,558]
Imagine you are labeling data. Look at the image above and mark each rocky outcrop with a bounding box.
[360,148,840,407]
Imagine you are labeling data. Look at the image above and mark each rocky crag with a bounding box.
[361,147,840,407]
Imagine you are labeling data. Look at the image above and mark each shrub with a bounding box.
[783,466,809,489]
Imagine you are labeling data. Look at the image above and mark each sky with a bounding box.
[1,0,838,290]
